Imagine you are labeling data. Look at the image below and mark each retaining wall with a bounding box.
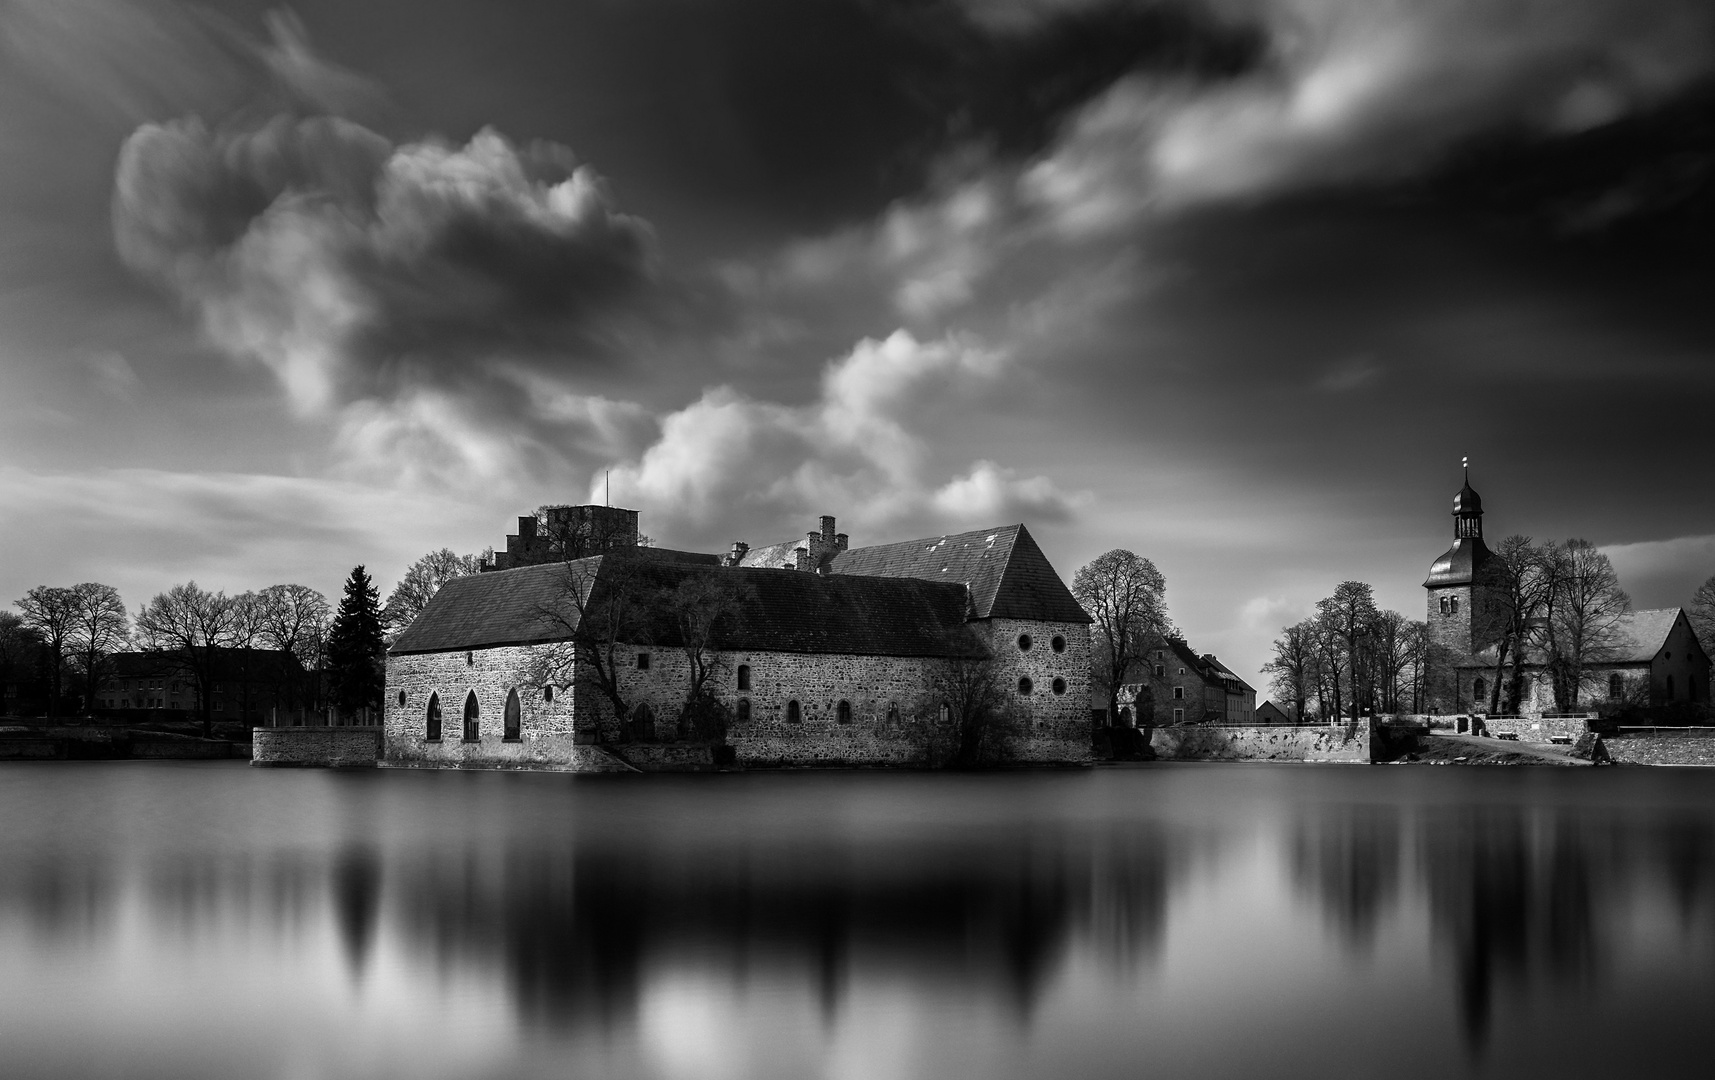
[1475,715,1592,743]
[1150,724,1371,763]
[252,727,382,767]
[1603,729,1715,766]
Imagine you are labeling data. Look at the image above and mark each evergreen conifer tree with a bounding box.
[327,565,385,717]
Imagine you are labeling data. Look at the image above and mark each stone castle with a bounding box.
[383,509,1094,770]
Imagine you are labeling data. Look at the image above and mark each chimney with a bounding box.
[819,515,836,542]
[794,546,811,572]
[727,541,749,567]
[517,516,537,539]
[835,532,848,551]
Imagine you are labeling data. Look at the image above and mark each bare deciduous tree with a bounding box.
[1542,539,1630,711]
[1689,573,1715,662]
[917,633,1018,768]
[134,582,239,737]
[1263,620,1315,722]
[1316,581,1378,721]
[68,583,129,715]
[16,586,78,716]
[1072,550,1169,726]
[661,573,750,740]
[528,554,657,743]
[255,584,332,714]
[384,549,482,632]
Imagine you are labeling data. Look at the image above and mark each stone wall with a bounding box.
[1478,715,1592,743]
[1603,729,1715,766]
[252,727,381,767]
[1150,724,1370,763]
[384,617,1093,771]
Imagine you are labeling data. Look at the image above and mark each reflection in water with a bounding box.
[0,765,1713,1079]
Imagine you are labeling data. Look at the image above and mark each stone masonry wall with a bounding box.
[383,617,1093,771]
[1603,729,1715,766]
[1151,724,1371,763]
[252,727,381,767]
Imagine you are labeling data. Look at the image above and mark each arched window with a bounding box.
[1018,677,1033,695]
[786,699,801,724]
[1472,677,1487,704]
[938,702,951,726]
[1450,596,1460,614]
[504,688,521,742]
[1051,635,1066,653]
[737,664,751,691]
[1052,677,1067,695]
[1119,706,1134,728]
[736,698,751,722]
[1609,673,1623,699]
[631,702,654,741]
[426,692,441,742]
[463,691,480,741]
[836,700,851,724]
[887,701,900,726]
[1440,597,1450,615]
[1017,633,1033,651]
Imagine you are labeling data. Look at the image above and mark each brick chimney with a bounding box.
[726,541,749,567]
[794,546,811,572]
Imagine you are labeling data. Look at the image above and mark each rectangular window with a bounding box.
[1154,665,1165,677]
[636,653,650,670]
[1173,686,1184,699]
[1173,708,1184,722]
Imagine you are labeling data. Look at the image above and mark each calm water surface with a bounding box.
[2,762,1713,1079]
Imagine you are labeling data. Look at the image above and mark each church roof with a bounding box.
[1424,536,1493,588]
[1463,608,1701,669]
[827,524,1091,624]
[391,555,986,658]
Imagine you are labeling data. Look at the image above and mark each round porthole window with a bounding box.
[1018,677,1034,695]
[1050,635,1066,653]
[1052,678,1066,695]
[1017,634,1033,651]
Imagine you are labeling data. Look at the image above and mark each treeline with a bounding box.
[1263,582,1434,722]
[4,567,387,730]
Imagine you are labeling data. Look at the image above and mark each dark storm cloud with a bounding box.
[113,115,658,411]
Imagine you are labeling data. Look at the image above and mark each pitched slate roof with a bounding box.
[1464,608,1695,668]
[391,556,985,658]
[828,524,1090,624]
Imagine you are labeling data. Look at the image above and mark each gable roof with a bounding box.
[1465,608,1700,668]
[827,524,1090,624]
[391,556,986,658]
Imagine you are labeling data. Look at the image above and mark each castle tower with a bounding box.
[1423,463,1497,658]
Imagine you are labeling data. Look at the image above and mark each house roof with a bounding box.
[826,524,1090,624]
[1464,608,1699,669]
[391,555,988,658]
[1201,655,1257,695]
[107,648,302,680]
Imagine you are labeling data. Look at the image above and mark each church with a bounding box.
[1424,471,1709,720]
[384,509,1094,771]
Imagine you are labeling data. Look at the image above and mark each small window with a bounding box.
[1440,597,1450,615]
[1473,677,1487,702]
[837,700,851,724]
[544,685,554,703]
[425,692,441,742]
[503,688,521,741]
[938,702,950,726]
[1017,633,1033,651]
[462,691,479,742]
[887,701,900,725]
[1173,708,1183,722]
[1609,673,1623,699]
[1173,686,1184,699]
[737,664,751,691]
[636,653,651,670]
[1018,677,1033,695]
[786,699,801,724]
[1665,651,1672,660]
[396,690,406,708]
[1154,665,1165,677]
[1450,597,1460,614]
[1050,635,1066,653]
[737,697,751,722]
[1178,668,1185,675]
[465,651,473,666]
[1052,677,1066,695]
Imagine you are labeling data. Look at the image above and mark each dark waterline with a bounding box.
[1,762,1712,1079]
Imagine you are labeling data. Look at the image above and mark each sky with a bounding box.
[2,0,1713,692]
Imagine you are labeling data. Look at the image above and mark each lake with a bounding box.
[1,761,1711,1079]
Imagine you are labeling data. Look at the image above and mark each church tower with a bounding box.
[1424,463,1497,658]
